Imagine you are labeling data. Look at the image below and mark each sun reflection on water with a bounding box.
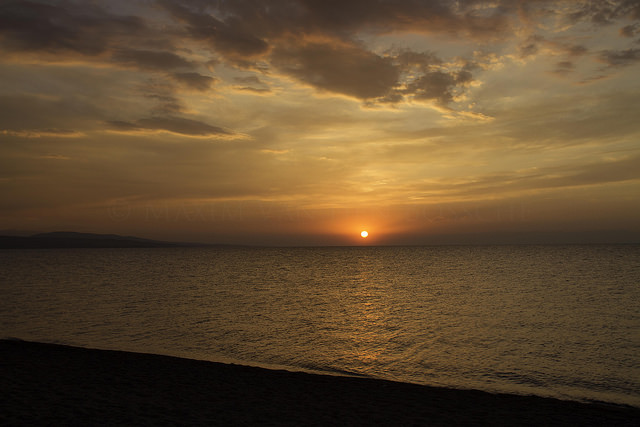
[2,245,638,406]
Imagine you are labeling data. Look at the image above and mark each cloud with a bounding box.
[225,0,511,39]
[0,0,214,97]
[234,86,272,94]
[0,1,220,125]
[391,49,443,69]
[620,23,640,37]
[143,93,184,115]
[156,2,492,105]
[559,155,640,186]
[0,129,84,138]
[599,48,640,66]
[563,0,640,25]
[0,0,145,56]
[107,116,232,137]
[171,72,217,91]
[0,94,98,133]
[517,34,589,60]
[270,41,476,105]
[389,48,475,106]
[38,154,72,160]
[232,75,271,93]
[271,42,399,100]
[1,129,84,138]
[158,1,269,63]
[157,0,512,71]
[409,155,640,202]
[7,0,632,112]
[404,71,472,105]
[234,76,265,85]
[111,49,195,71]
[565,44,589,56]
[518,37,542,59]
[552,61,575,76]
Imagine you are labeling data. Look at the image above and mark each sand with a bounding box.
[1,339,638,426]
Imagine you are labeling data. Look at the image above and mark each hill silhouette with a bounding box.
[0,232,193,249]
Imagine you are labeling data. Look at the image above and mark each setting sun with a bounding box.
[360,231,369,238]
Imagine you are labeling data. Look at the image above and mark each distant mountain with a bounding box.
[0,232,197,249]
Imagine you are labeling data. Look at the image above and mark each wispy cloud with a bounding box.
[107,116,233,138]
[1,129,84,138]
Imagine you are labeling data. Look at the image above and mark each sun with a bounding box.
[360,230,369,238]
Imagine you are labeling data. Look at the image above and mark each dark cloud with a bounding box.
[0,1,634,117]
[164,0,511,39]
[565,44,589,56]
[391,49,443,69]
[620,23,640,37]
[276,0,461,35]
[4,0,631,109]
[4,0,636,73]
[303,0,640,36]
[158,0,512,69]
[271,40,476,105]
[234,86,272,94]
[210,16,270,59]
[386,48,474,105]
[107,116,231,137]
[455,1,639,32]
[599,48,640,66]
[171,72,217,91]
[158,1,269,63]
[232,75,271,93]
[132,78,186,115]
[519,42,539,59]
[111,49,194,71]
[234,76,265,85]
[404,70,472,105]
[518,35,545,59]
[0,0,144,55]
[564,0,640,25]
[553,61,575,76]
[516,33,589,60]
[271,42,399,100]
[146,94,184,115]
[280,0,509,38]
[0,0,219,110]
[0,0,211,110]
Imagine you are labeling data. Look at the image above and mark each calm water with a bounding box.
[1,245,639,406]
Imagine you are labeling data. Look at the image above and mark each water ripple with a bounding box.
[1,245,639,406]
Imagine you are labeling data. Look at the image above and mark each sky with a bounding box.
[1,0,639,246]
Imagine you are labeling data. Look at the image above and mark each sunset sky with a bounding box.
[1,0,639,245]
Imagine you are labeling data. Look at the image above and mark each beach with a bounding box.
[1,339,638,426]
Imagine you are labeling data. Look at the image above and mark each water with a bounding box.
[1,245,638,406]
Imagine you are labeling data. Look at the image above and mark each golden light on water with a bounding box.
[360,231,369,238]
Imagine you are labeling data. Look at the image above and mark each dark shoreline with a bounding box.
[1,339,638,426]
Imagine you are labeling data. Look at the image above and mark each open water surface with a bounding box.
[1,245,638,406]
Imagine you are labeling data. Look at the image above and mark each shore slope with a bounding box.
[1,339,638,426]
